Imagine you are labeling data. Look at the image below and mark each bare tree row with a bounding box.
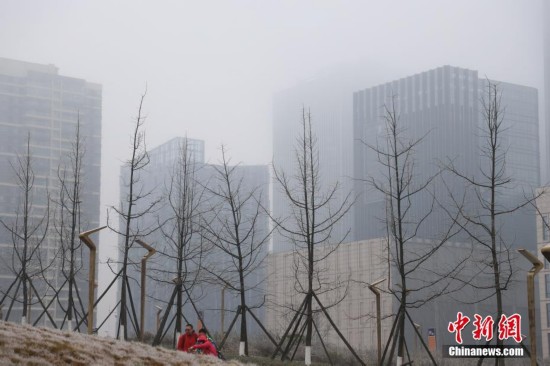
[0,81,543,366]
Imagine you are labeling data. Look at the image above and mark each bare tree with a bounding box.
[200,145,271,356]
[272,108,354,365]
[151,137,205,346]
[50,116,88,332]
[443,81,539,364]
[0,133,53,326]
[109,90,161,340]
[363,96,465,365]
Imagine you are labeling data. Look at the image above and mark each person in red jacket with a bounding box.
[189,329,218,357]
[177,324,198,352]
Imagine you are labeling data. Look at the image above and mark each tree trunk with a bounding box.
[238,248,248,356]
[305,247,313,365]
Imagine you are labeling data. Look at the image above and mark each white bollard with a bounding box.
[118,325,125,340]
[175,332,181,348]
[239,341,246,356]
[397,356,403,366]
[67,319,73,332]
[305,346,311,365]
[21,316,27,325]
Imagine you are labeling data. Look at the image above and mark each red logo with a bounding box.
[472,314,494,341]
[448,312,470,344]
[497,314,522,343]
[448,313,522,343]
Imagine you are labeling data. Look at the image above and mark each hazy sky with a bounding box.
[1,1,544,166]
[1,0,544,336]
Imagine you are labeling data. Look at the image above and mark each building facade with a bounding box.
[120,137,269,339]
[266,238,393,353]
[266,238,529,356]
[544,1,550,183]
[353,66,540,249]
[0,57,102,327]
[536,188,550,360]
[271,71,375,252]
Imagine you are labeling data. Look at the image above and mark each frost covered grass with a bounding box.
[0,320,250,366]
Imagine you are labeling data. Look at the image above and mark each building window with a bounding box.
[547,303,550,328]
[543,214,550,241]
[546,275,550,298]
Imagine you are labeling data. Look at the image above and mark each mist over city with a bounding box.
[0,1,549,365]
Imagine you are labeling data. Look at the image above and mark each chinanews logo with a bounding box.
[443,312,527,358]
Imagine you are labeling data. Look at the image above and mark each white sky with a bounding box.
[0,0,545,336]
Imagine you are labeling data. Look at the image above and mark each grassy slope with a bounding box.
[0,320,248,366]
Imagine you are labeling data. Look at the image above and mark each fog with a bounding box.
[1,0,545,336]
[1,1,544,168]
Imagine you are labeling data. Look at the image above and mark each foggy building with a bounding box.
[120,137,269,338]
[118,136,204,337]
[271,71,374,252]
[545,0,550,183]
[353,65,540,249]
[536,188,550,360]
[266,238,393,353]
[148,136,205,173]
[0,58,102,327]
[195,163,270,337]
[539,12,550,360]
[266,238,529,354]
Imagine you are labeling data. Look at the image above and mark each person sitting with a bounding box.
[188,328,218,357]
[177,323,198,352]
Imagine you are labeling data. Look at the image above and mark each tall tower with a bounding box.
[120,137,269,335]
[271,70,373,252]
[353,66,539,248]
[0,58,102,327]
[354,66,480,242]
[545,0,550,183]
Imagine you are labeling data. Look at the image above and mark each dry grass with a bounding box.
[0,320,251,366]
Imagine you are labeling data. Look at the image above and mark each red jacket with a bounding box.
[177,332,198,352]
[192,336,218,357]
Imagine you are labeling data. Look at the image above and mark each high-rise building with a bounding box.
[0,58,102,327]
[536,188,550,359]
[119,136,204,337]
[120,137,269,337]
[195,162,270,336]
[353,66,540,248]
[538,3,550,358]
[544,0,550,183]
[272,71,375,252]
